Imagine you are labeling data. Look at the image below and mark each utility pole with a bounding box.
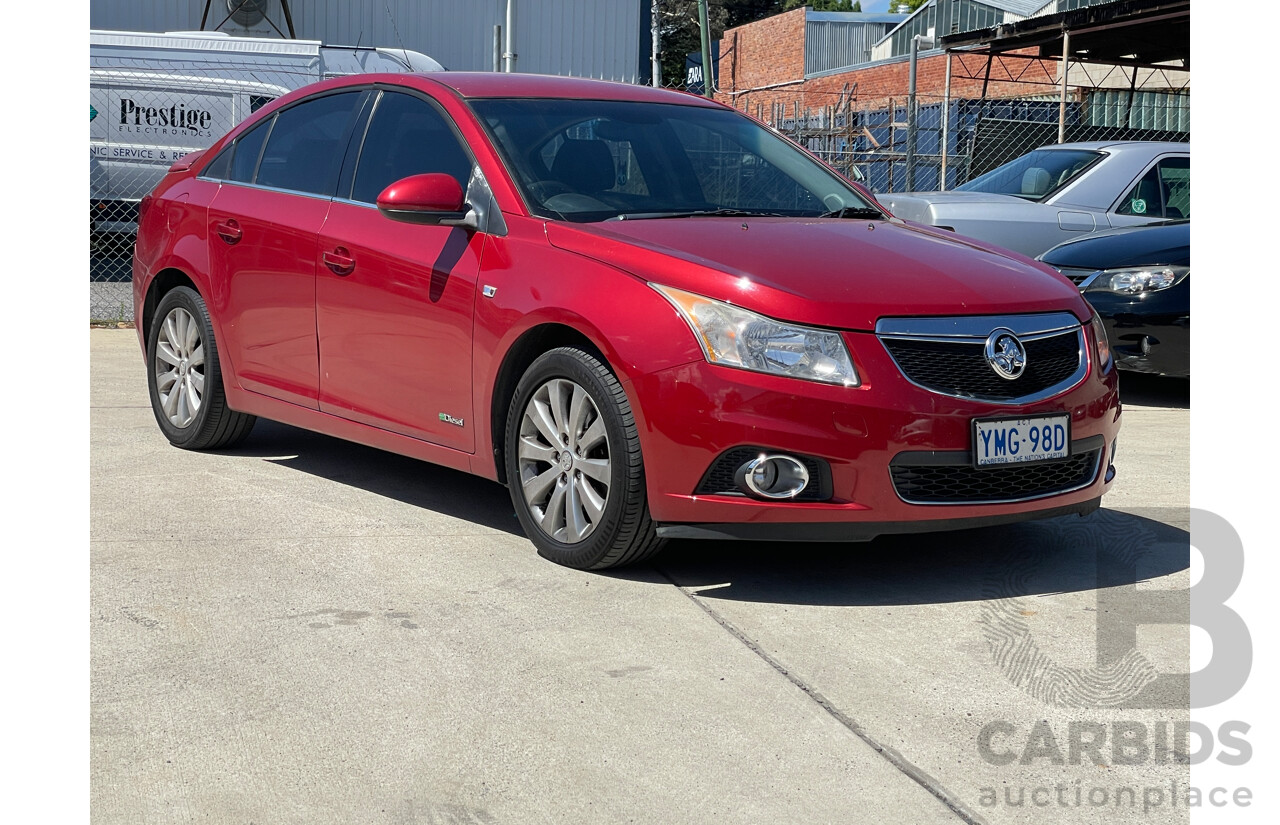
[504,0,517,72]
[651,0,661,87]
[906,34,934,191]
[697,0,713,97]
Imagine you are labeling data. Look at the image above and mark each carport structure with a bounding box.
[932,0,1190,186]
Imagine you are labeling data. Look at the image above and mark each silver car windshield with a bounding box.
[470,98,878,222]
[955,148,1103,202]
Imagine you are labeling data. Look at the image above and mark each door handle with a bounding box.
[323,247,356,276]
[215,219,242,244]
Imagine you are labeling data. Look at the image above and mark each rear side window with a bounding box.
[255,92,363,196]
[228,121,270,183]
[350,91,473,204]
[1117,157,1190,219]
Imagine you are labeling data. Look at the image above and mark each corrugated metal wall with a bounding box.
[1084,90,1191,132]
[882,1,1005,54]
[90,0,647,82]
[804,20,901,77]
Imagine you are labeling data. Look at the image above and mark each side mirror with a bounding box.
[376,173,477,229]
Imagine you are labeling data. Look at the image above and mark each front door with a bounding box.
[316,90,482,452]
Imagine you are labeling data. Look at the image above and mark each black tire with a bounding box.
[504,347,665,570]
[147,286,256,450]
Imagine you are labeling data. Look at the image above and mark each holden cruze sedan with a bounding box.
[133,73,1121,570]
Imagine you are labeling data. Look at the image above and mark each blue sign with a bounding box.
[685,43,720,95]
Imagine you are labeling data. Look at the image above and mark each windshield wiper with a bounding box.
[816,206,886,220]
[609,208,789,221]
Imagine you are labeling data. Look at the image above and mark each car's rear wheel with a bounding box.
[147,286,256,450]
[505,347,664,570]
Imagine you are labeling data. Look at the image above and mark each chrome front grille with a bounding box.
[1048,266,1098,287]
[876,313,1087,404]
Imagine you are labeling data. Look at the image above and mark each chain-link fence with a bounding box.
[710,53,1190,196]
[90,53,317,322]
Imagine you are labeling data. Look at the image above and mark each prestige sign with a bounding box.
[118,98,215,137]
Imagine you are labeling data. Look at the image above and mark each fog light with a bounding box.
[735,454,811,500]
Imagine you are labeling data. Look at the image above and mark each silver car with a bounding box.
[878,141,1190,258]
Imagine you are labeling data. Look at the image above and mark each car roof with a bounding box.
[417,71,723,107]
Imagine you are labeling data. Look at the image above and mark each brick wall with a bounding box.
[718,7,808,102]
[714,8,1064,125]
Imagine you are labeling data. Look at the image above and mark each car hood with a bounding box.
[1039,221,1190,270]
[546,217,1089,332]
[874,191,1031,223]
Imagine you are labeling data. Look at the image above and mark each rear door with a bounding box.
[206,89,366,408]
[316,89,483,451]
[1109,155,1191,227]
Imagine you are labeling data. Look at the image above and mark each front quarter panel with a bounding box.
[471,215,706,480]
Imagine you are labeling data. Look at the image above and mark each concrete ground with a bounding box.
[92,329,1190,825]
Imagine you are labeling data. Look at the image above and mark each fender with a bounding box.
[471,219,705,481]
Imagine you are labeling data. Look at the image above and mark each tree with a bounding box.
[657,1,785,89]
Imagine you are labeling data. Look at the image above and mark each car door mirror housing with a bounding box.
[376,173,476,229]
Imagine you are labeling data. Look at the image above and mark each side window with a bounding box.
[255,92,363,196]
[1117,157,1190,219]
[350,91,473,204]
[201,143,233,180]
[227,119,271,183]
[1159,157,1190,219]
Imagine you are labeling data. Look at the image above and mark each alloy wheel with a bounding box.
[517,378,611,543]
[153,307,205,428]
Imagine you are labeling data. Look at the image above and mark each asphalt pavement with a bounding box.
[91,329,1190,824]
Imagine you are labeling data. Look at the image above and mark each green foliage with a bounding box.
[657,1,786,89]
[782,0,856,10]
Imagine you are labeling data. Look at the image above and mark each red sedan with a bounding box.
[133,73,1121,569]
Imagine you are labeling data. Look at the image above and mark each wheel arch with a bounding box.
[141,268,199,351]
[489,323,609,483]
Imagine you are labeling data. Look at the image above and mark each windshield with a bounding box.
[469,98,877,222]
[956,148,1102,201]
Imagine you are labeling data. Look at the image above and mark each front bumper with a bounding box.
[1086,287,1189,378]
[627,330,1121,532]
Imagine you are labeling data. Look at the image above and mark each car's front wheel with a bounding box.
[504,347,664,570]
[147,286,256,450]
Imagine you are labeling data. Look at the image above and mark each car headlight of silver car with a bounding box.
[1084,265,1190,295]
[651,284,859,386]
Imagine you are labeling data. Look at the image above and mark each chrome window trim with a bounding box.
[193,177,336,203]
[1077,270,1104,291]
[875,313,1088,405]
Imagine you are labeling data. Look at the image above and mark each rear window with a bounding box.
[957,148,1102,201]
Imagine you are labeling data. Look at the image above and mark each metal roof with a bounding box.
[981,0,1048,16]
[806,11,910,24]
[940,0,1191,68]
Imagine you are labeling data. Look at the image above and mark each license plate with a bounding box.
[973,414,1070,467]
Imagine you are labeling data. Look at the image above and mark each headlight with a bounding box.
[651,284,859,386]
[1091,311,1112,372]
[1084,265,1189,295]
